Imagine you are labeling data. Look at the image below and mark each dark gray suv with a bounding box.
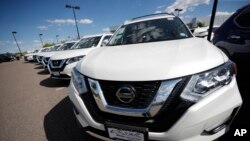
[213,4,250,62]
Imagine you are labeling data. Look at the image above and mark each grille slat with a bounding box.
[52,60,62,66]
[80,76,193,132]
[99,80,161,108]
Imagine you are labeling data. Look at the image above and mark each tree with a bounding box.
[197,21,205,27]
[43,43,55,48]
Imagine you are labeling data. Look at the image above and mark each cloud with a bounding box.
[79,19,93,24]
[166,0,210,14]
[157,5,165,9]
[36,25,48,30]
[47,18,93,26]
[13,41,24,45]
[0,40,11,46]
[102,28,110,32]
[155,10,162,14]
[0,40,24,46]
[208,11,234,16]
[33,40,40,43]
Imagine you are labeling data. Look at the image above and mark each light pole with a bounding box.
[39,34,44,47]
[65,4,80,39]
[56,35,59,43]
[207,0,218,41]
[175,8,183,16]
[12,31,22,54]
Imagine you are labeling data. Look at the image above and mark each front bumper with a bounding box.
[48,62,78,80]
[68,77,242,141]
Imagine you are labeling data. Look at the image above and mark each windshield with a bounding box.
[57,42,75,51]
[72,36,102,49]
[108,17,192,46]
[33,50,38,53]
[41,48,49,52]
[50,45,61,51]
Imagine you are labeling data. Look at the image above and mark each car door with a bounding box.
[225,6,250,59]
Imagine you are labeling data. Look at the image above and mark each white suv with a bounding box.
[48,33,112,79]
[68,13,242,141]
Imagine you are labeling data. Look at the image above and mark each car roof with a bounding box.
[82,33,113,38]
[124,13,175,25]
[65,40,78,43]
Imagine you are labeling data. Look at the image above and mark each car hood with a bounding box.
[50,48,97,60]
[24,53,34,57]
[76,37,228,81]
[42,52,61,58]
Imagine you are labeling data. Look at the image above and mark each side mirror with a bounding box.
[102,39,109,46]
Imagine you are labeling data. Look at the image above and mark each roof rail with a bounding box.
[131,13,174,21]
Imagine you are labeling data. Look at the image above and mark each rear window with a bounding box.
[235,7,250,28]
[108,17,192,46]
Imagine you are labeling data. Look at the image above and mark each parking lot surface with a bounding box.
[0,60,249,141]
[0,60,99,141]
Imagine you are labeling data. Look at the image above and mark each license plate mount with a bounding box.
[53,72,60,76]
[105,122,148,141]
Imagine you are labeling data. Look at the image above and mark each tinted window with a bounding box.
[108,17,192,46]
[235,7,250,28]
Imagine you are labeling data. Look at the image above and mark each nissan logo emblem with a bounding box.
[116,86,136,104]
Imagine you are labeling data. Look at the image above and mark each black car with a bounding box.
[0,53,16,63]
[213,4,250,62]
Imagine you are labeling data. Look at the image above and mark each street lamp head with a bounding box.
[39,34,43,36]
[75,6,80,10]
[175,8,183,12]
[56,35,59,37]
[12,31,17,34]
[65,4,72,8]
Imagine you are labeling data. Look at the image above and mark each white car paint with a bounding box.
[78,37,226,81]
[48,33,113,79]
[69,14,242,141]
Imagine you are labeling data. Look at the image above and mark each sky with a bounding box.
[0,0,249,53]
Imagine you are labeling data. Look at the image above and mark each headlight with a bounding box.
[181,61,236,102]
[66,55,85,65]
[71,67,87,94]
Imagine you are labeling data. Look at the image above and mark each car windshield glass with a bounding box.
[73,36,102,49]
[41,48,48,52]
[57,42,75,50]
[108,17,192,46]
[50,45,61,51]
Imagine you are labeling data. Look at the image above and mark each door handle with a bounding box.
[229,35,241,39]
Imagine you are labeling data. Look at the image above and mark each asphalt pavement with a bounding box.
[0,59,249,141]
[0,60,99,141]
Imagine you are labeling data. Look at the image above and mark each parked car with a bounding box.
[68,13,242,141]
[213,4,250,61]
[32,48,48,62]
[193,25,219,39]
[36,46,54,64]
[37,41,77,64]
[41,44,63,67]
[24,50,39,62]
[0,53,15,63]
[48,33,112,79]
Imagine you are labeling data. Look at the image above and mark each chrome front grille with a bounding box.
[99,80,161,108]
[52,60,62,67]
[38,56,43,61]
[49,59,67,71]
[80,76,192,131]
[87,78,182,117]
[45,57,49,62]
